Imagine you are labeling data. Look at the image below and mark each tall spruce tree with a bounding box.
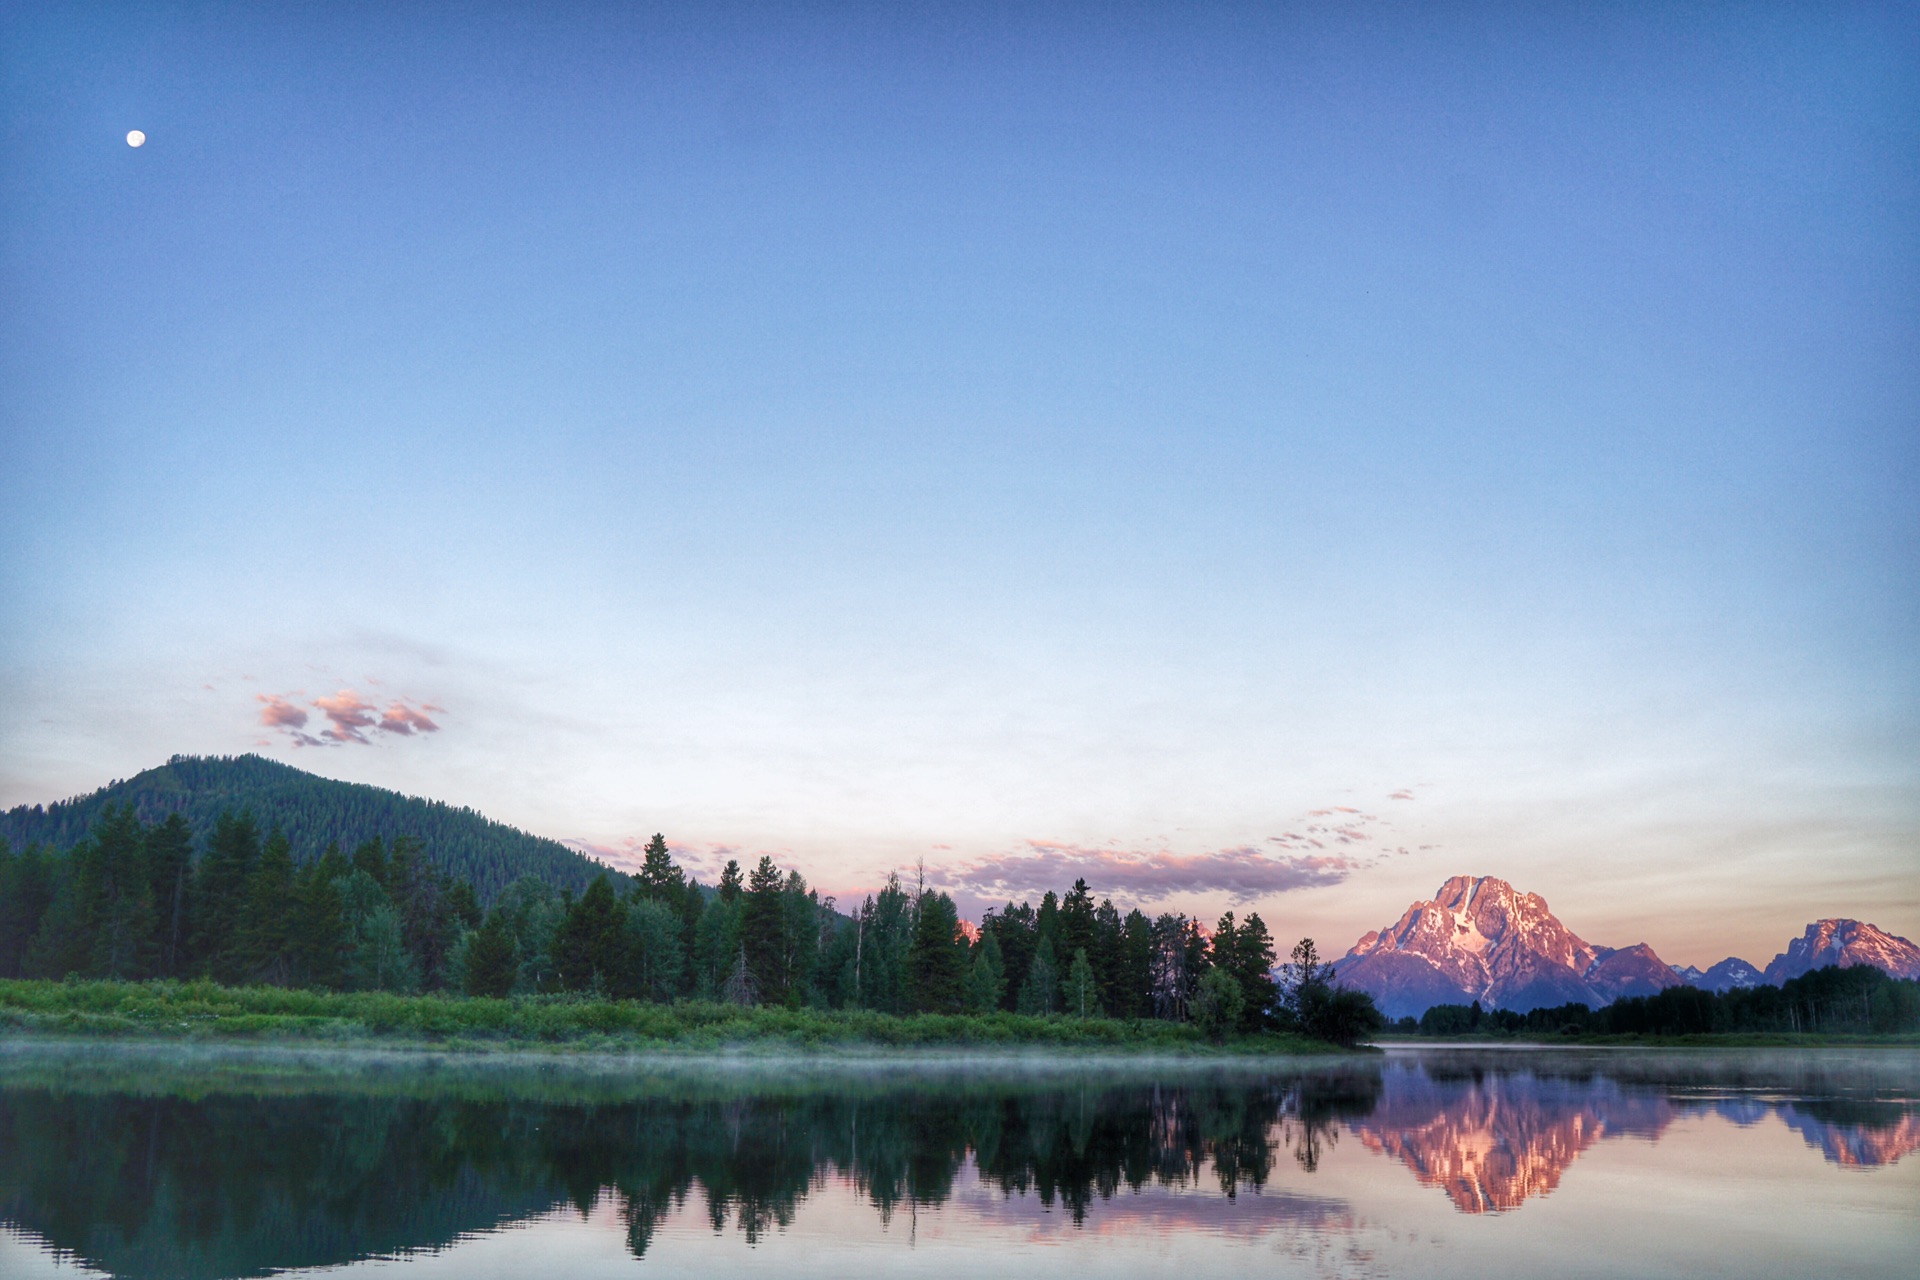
[192,812,261,981]
[83,806,155,980]
[1017,935,1060,1014]
[1064,947,1101,1018]
[741,856,790,1004]
[463,908,518,998]
[553,874,629,994]
[236,829,298,985]
[0,842,55,978]
[963,927,1007,1013]
[145,813,194,978]
[906,891,965,1013]
[289,856,348,988]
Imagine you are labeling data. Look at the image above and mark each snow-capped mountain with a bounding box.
[1334,876,1684,1019]
[1762,920,1920,984]
[1674,957,1764,994]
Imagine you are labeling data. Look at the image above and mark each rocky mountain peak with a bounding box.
[1335,876,1679,1018]
[1763,920,1920,985]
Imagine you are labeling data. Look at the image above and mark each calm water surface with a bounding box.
[1,1042,1914,1279]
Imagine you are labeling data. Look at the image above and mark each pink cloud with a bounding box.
[379,703,440,735]
[258,687,445,747]
[256,694,309,731]
[313,690,380,743]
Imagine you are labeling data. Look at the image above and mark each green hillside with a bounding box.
[0,755,621,901]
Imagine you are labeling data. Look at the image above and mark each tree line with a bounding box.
[0,806,1386,1043]
[1401,963,1920,1037]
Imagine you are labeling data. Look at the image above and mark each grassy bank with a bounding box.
[1377,1031,1920,1048]
[0,979,1347,1055]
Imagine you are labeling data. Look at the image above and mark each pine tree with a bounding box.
[352,837,389,889]
[780,870,820,1005]
[1115,908,1154,1019]
[1064,947,1102,1018]
[1017,935,1060,1015]
[626,898,684,1002]
[463,908,518,998]
[637,834,686,905]
[717,859,744,903]
[741,856,790,1004]
[145,814,194,978]
[236,829,298,985]
[338,870,419,992]
[0,842,55,978]
[84,806,155,980]
[906,891,965,1013]
[553,874,630,994]
[192,812,261,981]
[985,901,1038,1013]
[24,852,92,979]
[447,880,482,931]
[963,928,1007,1013]
[1060,879,1096,965]
[1214,910,1276,1032]
[289,859,348,988]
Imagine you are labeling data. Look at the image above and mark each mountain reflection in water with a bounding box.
[0,1046,1914,1279]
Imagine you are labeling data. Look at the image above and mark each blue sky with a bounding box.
[2,2,1915,966]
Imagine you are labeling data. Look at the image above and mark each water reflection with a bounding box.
[0,1045,1914,1279]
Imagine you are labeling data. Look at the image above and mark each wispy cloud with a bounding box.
[944,840,1363,906]
[258,687,444,747]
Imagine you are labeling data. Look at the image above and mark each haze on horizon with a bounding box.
[1,2,1915,970]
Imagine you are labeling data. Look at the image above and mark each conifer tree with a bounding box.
[0,841,55,978]
[553,874,630,994]
[145,813,194,978]
[626,898,684,1002]
[84,806,156,980]
[338,870,418,992]
[24,851,93,979]
[1060,879,1096,965]
[741,856,790,1003]
[963,928,1007,1013]
[236,829,298,985]
[463,908,518,998]
[192,812,261,980]
[637,834,686,904]
[716,859,744,903]
[1017,935,1060,1014]
[1064,947,1102,1018]
[289,858,348,988]
[906,890,965,1013]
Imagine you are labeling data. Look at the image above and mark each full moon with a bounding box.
[126,130,145,147]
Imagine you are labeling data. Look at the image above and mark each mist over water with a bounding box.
[2,1045,1915,1279]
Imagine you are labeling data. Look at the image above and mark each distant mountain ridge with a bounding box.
[1335,875,1920,1018]
[1673,957,1765,994]
[0,755,620,902]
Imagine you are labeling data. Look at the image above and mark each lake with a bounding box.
[2,1042,1915,1279]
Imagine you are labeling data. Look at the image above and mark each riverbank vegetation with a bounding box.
[1391,963,1920,1041]
[0,979,1355,1053]
[0,805,1386,1048]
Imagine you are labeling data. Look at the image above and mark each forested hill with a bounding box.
[0,755,621,901]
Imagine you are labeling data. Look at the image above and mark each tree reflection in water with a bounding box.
[0,1049,1914,1277]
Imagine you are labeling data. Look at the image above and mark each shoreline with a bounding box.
[0,977,1350,1057]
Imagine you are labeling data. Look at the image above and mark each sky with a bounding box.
[2,1,1915,968]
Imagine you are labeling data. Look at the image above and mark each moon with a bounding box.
[126,130,145,148]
